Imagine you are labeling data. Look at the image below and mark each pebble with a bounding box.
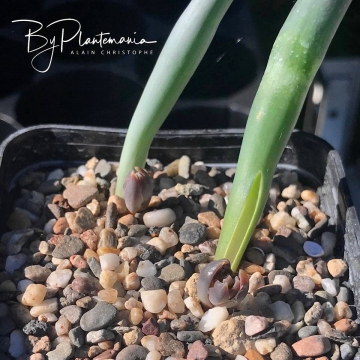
[80,302,118,331]
[178,155,191,179]
[270,211,296,231]
[321,301,335,322]
[315,290,336,306]
[52,236,85,259]
[292,335,331,357]
[86,329,115,343]
[194,170,216,189]
[115,344,148,360]
[158,332,185,358]
[143,209,177,227]
[8,330,26,358]
[3,229,34,255]
[293,275,315,293]
[327,259,348,278]
[321,232,337,257]
[334,301,352,320]
[334,318,358,334]
[212,317,246,356]
[141,276,164,291]
[158,264,185,283]
[187,340,208,360]
[47,342,74,360]
[63,185,98,209]
[47,269,72,288]
[88,257,101,278]
[304,302,323,325]
[136,260,157,277]
[291,301,305,323]
[298,325,318,339]
[340,343,356,360]
[245,315,268,336]
[198,307,228,332]
[178,223,206,245]
[208,193,226,218]
[321,278,338,296]
[255,337,276,355]
[68,326,85,347]
[5,253,27,273]
[303,241,324,257]
[269,342,293,360]
[99,253,120,271]
[177,330,204,342]
[269,301,294,322]
[141,290,168,313]
[273,275,292,294]
[249,272,265,293]
[60,305,82,324]
[337,286,350,303]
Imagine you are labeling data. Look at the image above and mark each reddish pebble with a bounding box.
[292,335,331,357]
[187,340,208,360]
[334,319,358,333]
[142,317,159,336]
[48,235,64,246]
[70,255,88,269]
[80,230,99,251]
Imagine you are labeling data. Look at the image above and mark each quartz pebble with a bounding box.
[198,307,228,332]
[141,290,167,313]
[143,208,176,227]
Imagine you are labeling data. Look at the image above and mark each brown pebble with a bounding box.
[158,332,185,358]
[88,345,103,358]
[108,195,128,215]
[63,185,98,209]
[48,234,64,246]
[245,349,265,360]
[53,217,69,234]
[197,211,221,228]
[118,214,138,227]
[30,355,45,360]
[148,196,162,208]
[327,259,348,278]
[241,261,266,275]
[70,255,88,269]
[292,335,331,357]
[205,226,221,240]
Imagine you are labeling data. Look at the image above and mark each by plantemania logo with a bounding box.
[13,18,157,73]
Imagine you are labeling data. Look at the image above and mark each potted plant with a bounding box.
[1,0,356,359]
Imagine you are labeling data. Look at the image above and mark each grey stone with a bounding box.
[141,276,164,291]
[128,225,148,237]
[270,342,293,360]
[340,343,356,360]
[298,325,318,339]
[178,223,206,245]
[69,326,85,347]
[315,290,336,306]
[87,257,101,278]
[80,302,118,332]
[52,236,85,259]
[115,344,148,360]
[337,286,350,303]
[304,302,323,325]
[24,265,51,282]
[105,202,117,229]
[60,305,83,324]
[321,302,335,322]
[176,331,205,342]
[47,342,74,360]
[291,301,305,323]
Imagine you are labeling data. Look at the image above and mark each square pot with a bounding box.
[0,124,359,348]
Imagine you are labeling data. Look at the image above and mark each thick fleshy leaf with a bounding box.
[208,280,229,306]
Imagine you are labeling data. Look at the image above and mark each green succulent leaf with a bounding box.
[215,0,352,271]
[115,0,233,196]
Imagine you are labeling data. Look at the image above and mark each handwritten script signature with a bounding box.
[13,18,157,73]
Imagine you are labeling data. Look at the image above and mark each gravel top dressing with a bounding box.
[0,155,358,360]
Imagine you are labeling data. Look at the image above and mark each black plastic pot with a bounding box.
[0,123,359,319]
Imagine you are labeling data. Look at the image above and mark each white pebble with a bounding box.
[136,260,157,277]
[30,298,59,317]
[143,208,177,227]
[184,296,204,318]
[8,330,26,358]
[198,307,228,332]
[321,278,338,296]
[17,279,34,292]
[77,165,87,176]
[255,337,277,355]
[99,253,120,270]
[273,275,292,294]
[269,301,294,322]
[46,269,72,288]
[159,227,179,247]
[167,290,185,314]
[235,356,248,360]
[44,218,57,234]
[5,254,27,274]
